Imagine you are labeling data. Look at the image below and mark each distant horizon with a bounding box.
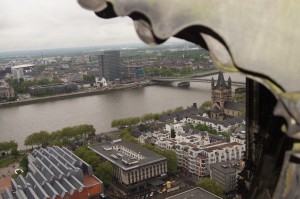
[0,40,189,58]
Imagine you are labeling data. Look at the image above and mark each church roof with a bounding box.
[215,72,227,89]
[211,106,222,113]
[224,101,245,111]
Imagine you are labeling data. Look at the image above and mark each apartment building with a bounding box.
[174,141,245,178]
[210,161,242,192]
[199,142,245,164]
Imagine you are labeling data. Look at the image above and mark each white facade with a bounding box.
[185,116,231,132]
[12,68,24,80]
[165,122,184,134]
[230,136,245,144]
[95,77,108,87]
[200,142,245,164]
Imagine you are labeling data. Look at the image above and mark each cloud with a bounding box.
[0,0,142,52]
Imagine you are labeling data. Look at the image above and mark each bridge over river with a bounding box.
[151,70,245,86]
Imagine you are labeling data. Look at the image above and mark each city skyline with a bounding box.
[0,0,181,53]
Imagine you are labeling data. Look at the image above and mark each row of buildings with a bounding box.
[0,146,104,199]
[5,50,145,85]
[134,70,246,193]
[138,117,245,193]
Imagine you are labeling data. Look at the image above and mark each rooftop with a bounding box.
[224,101,245,111]
[166,187,222,199]
[89,139,166,170]
[210,160,241,174]
[11,64,35,69]
[202,142,243,152]
[0,146,103,199]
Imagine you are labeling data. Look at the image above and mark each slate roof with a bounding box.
[224,101,245,111]
[189,115,231,127]
[158,107,204,122]
[211,106,222,113]
[215,72,227,88]
[212,72,231,90]
[0,146,103,199]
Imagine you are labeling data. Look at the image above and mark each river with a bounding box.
[0,73,245,149]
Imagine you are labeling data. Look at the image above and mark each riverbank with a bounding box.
[0,82,154,108]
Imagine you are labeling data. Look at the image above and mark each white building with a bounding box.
[200,142,245,164]
[165,122,184,134]
[11,64,35,80]
[174,141,245,178]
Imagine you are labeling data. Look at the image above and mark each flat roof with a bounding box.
[166,187,222,199]
[11,64,35,69]
[89,140,166,170]
[210,161,241,174]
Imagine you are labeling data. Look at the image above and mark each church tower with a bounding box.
[211,72,232,120]
[211,72,232,109]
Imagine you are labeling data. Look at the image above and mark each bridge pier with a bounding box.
[178,82,190,87]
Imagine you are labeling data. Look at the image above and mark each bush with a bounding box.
[11,148,19,157]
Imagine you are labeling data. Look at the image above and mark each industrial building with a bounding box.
[89,139,167,192]
[0,146,104,199]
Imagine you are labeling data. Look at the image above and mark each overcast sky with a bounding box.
[0,0,177,52]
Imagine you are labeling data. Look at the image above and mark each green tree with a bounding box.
[143,144,178,174]
[111,117,141,128]
[233,93,246,103]
[154,114,161,120]
[194,124,209,132]
[83,74,95,82]
[180,66,193,74]
[74,146,100,168]
[163,149,178,174]
[0,141,18,155]
[197,178,225,198]
[141,113,155,122]
[24,131,50,148]
[200,101,212,111]
[171,129,176,138]
[94,161,113,186]
[74,147,113,186]
[19,156,29,173]
[11,148,19,157]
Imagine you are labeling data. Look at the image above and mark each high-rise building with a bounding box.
[11,64,34,81]
[98,50,121,81]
